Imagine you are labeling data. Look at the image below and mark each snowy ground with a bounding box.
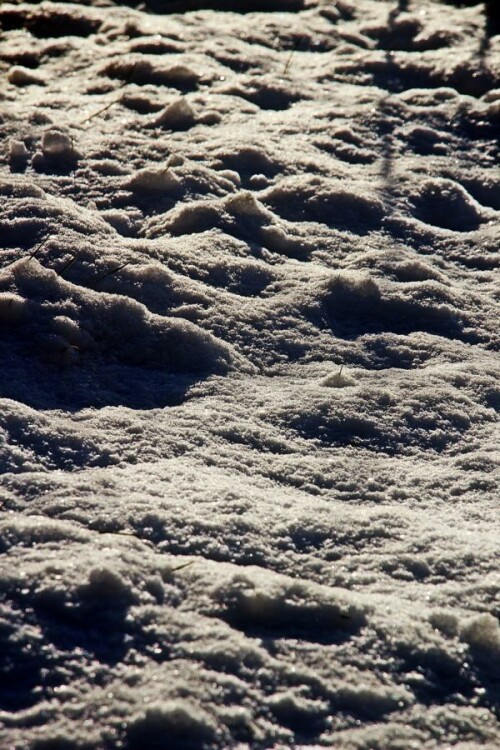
[0,1,499,748]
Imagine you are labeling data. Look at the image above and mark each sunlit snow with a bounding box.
[0,1,499,748]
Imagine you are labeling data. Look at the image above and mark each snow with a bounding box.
[0,0,499,748]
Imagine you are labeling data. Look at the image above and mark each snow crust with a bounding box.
[0,0,499,748]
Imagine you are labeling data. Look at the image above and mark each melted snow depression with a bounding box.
[0,0,499,748]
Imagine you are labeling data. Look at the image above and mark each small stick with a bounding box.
[91,261,129,286]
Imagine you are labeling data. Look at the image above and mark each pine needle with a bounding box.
[171,560,195,572]
[80,62,138,125]
[283,49,295,75]
[91,262,129,286]
[81,96,124,125]
[28,234,51,260]
[1,234,53,270]
[58,254,76,277]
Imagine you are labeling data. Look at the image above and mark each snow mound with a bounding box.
[212,567,368,637]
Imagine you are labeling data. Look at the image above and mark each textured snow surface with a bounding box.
[0,0,499,748]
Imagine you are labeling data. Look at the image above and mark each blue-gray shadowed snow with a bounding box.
[0,0,499,748]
